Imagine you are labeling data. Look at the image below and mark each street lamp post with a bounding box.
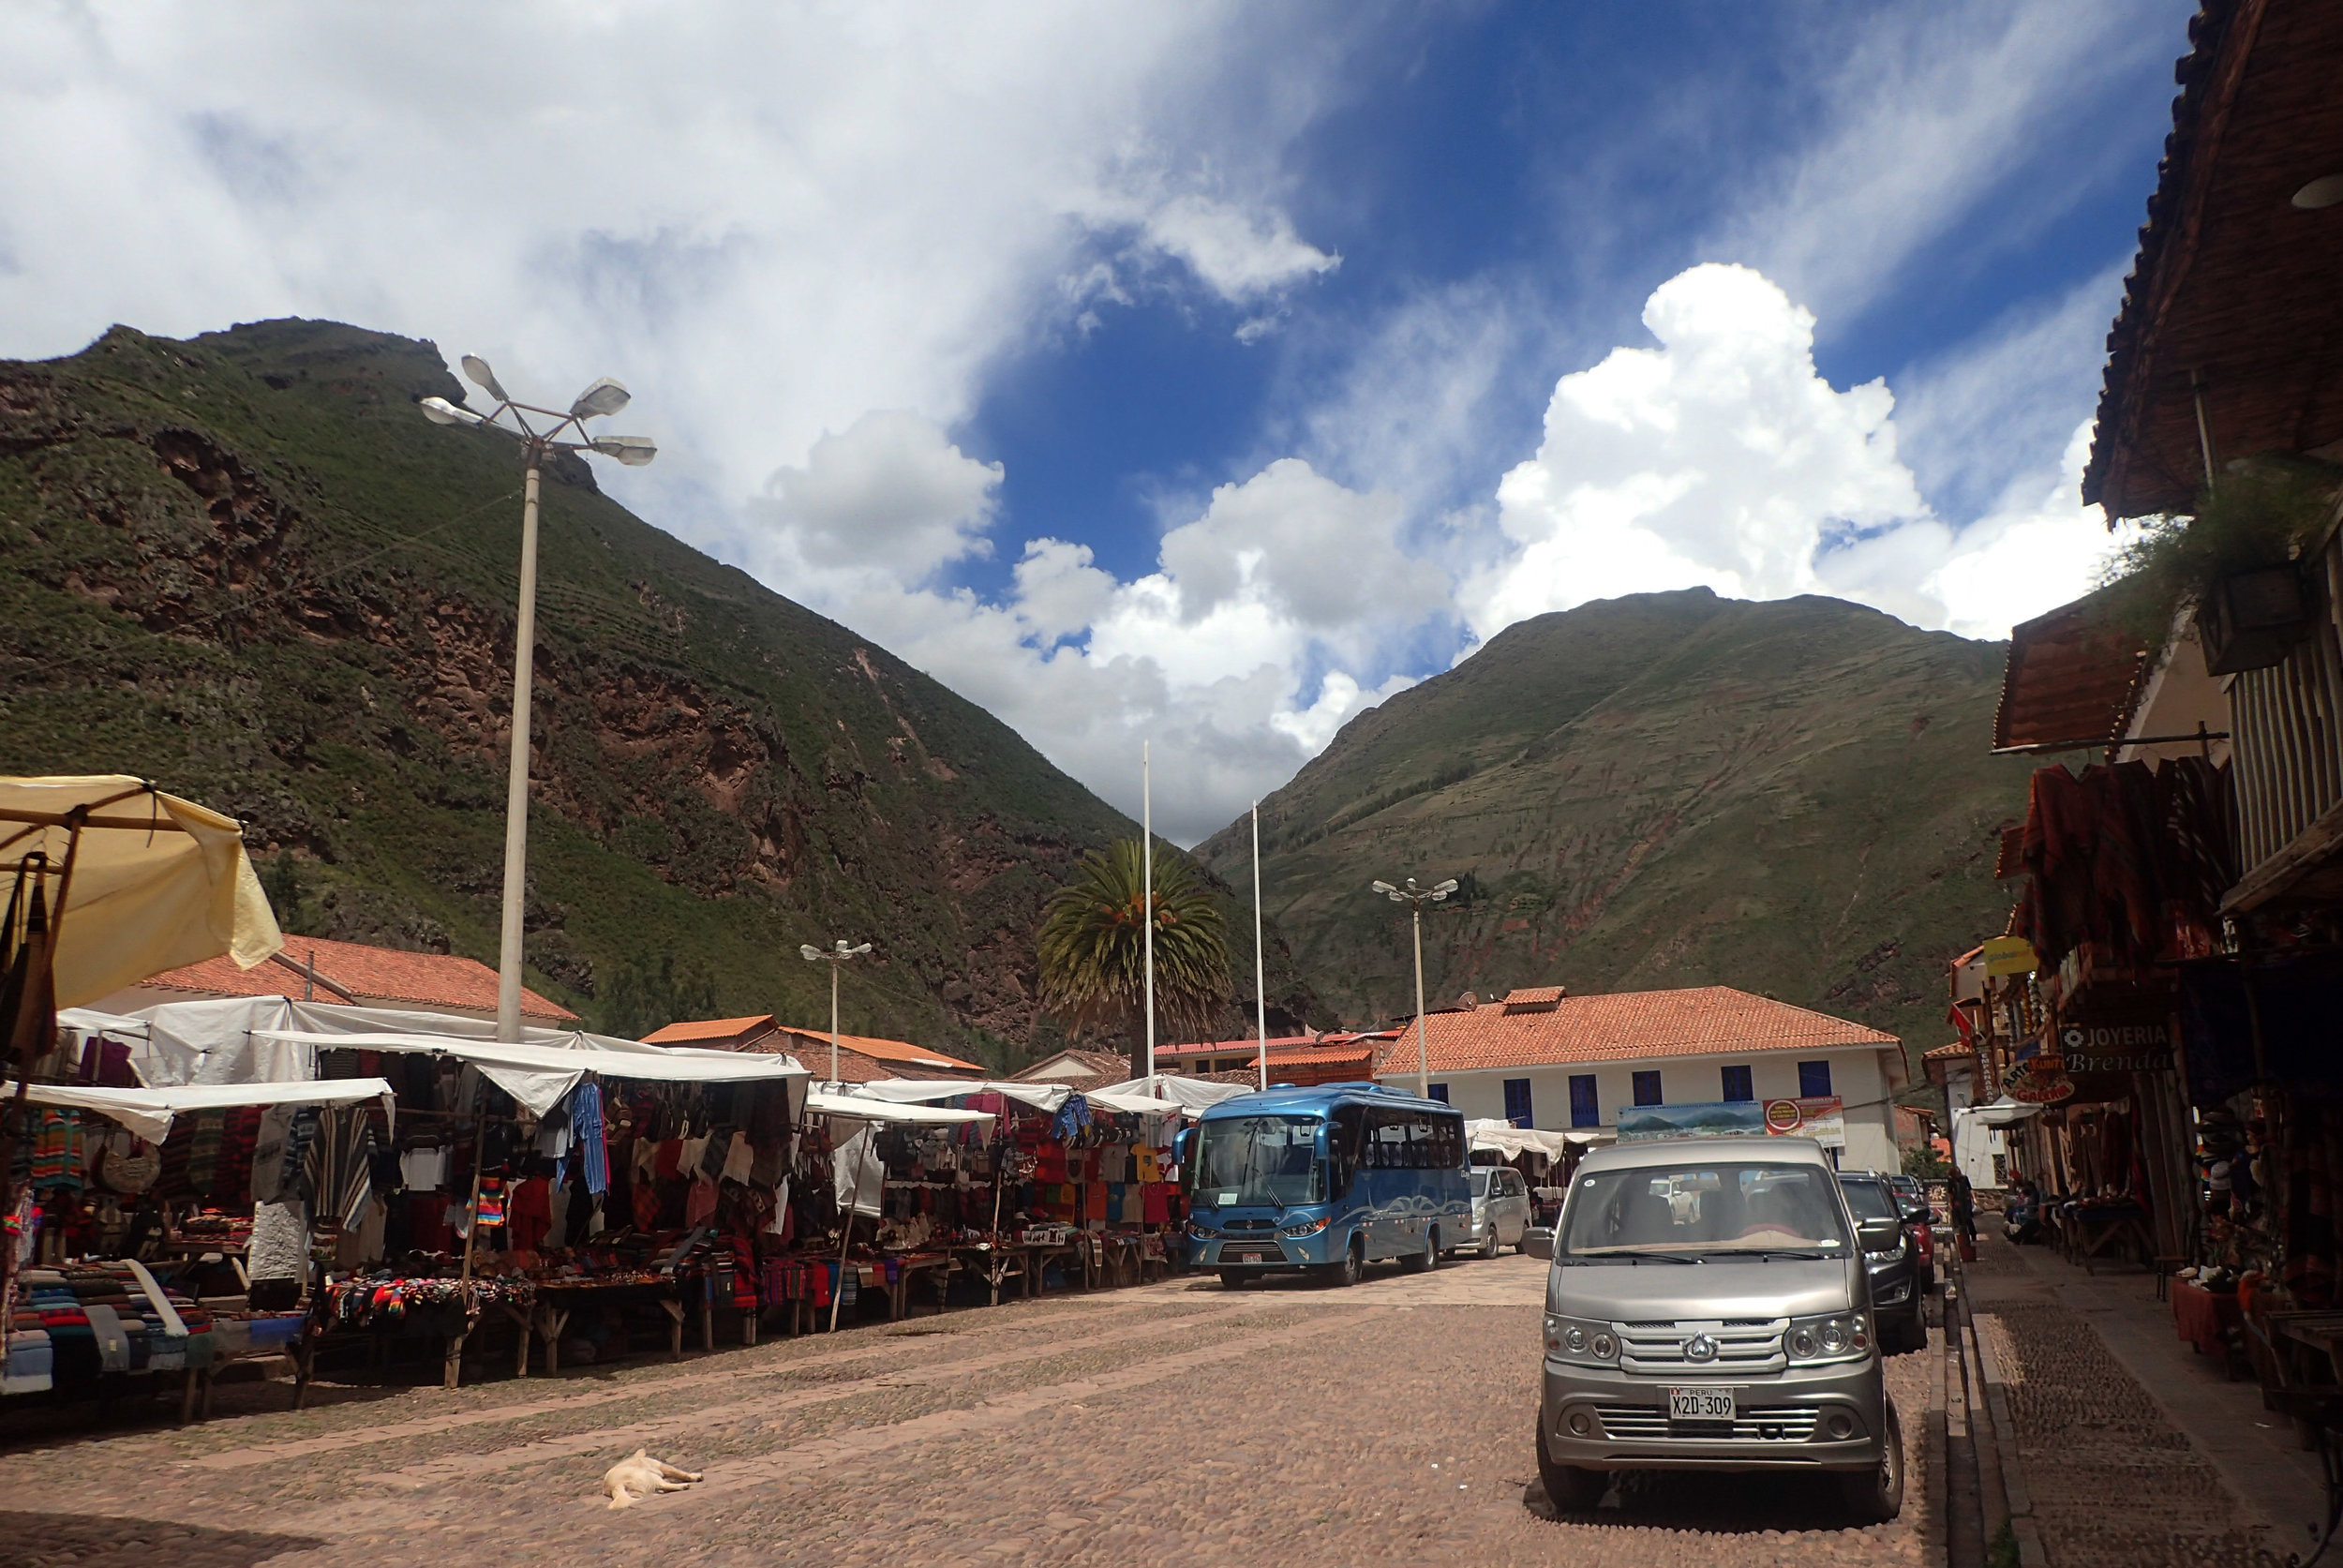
[800,939,873,1083]
[1371,877,1457,1098]
[420,361,655,1043]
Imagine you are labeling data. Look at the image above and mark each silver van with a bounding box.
[1535,1136,1903,1523]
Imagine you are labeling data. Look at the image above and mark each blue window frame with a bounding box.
[1632,1070,1663,1106]
[1568,1074,1600,1128]
[1426,1083,1449,1104]
[1798,1060,1833,1098]
[1721,1064,1754,1102]
[1502,1078,1533,1128]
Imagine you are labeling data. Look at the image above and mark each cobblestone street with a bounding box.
[0,1256,1934,1568]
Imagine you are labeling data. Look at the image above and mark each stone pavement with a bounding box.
[0,1253,1933,1568]
[1960,1236,2293,1568]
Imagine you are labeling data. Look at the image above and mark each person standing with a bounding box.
[1948,1168,1976,1243]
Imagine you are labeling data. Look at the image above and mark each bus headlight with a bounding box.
[1186,1222,1216,1240]
[1277,1215,1330,1238]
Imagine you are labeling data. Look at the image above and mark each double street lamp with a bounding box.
[800,939,873,1083]
[420,358,656,1043]
[1371,876,1457,1098]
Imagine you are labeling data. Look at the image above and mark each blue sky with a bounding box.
[0,1,2193,839]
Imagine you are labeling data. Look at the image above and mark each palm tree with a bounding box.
[1037,838,1230,1080]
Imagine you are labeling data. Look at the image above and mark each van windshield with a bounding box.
[1560,1161,1850,1256]
[1194,1116,1324,1208]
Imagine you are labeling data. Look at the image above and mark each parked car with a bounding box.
[1464,1166,1533,1257]
[1882,1173,1938,1291]
[1839,1173,1928,1354]
[1538,1136,1904,1525]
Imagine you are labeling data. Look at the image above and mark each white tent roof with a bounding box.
[805,1090,993,1126]
[1085,1088,1190,1115]
[841,1079,1069,1113]
[4,1077,395,1144]
[250,1025,804,1119]
[1096,1075,1249,1112]
[1953,1097,2044,1127]
[1464,1119,1581,1160]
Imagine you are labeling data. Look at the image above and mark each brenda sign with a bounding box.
[2058,1022,2172,1074]
[1618,1098,1845,1148]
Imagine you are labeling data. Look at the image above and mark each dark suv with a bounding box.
[1839,1173,1927,1354]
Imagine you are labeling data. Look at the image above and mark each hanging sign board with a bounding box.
[1764,1097,1845,1147]
[2057,1022,2172,1074]
[1981,936,2038,977]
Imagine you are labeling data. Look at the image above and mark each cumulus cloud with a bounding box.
[760,411,1000,582]
[1461,263,2117,649]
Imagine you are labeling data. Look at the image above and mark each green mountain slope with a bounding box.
[1192,590,2030,1066]
[0,319,1172,1058]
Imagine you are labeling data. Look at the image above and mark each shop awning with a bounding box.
[249,1027,804,1119]
[805,1090,994,1126]
[0,775,284,1008]
[1992,595,2151,755]
[2,1076,395,1144]
[1953,1097,2043,1127]
[842,1079,1070,1113]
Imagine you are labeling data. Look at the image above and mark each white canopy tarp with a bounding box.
[1464,1119,1581,1161]
[1084,1088,1191,1115]
[3,1076,395,1144]
[1096,1075,1249,1112]
[841,1079,1069,1113]
[1956,1097,2044,1127]
[806,1090,994,1126]
[249,1026,805,1120]
[55,1007,149,1040]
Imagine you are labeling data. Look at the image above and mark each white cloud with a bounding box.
[1462,263,2118,648]
[1132,194,1339,302]
[759,411,1000,583]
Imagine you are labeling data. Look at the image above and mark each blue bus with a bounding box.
[1179,1083,1470,1287]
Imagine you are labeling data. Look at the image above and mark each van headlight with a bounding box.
[1545,1314,1618,1364]
[1785,1312,1870,1364]
[1278,1214,1330,1238]
[1186,1222,1216,1240]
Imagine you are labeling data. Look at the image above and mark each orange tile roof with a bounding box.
[1922,1042,1977,1060]
[142,936,576,1022]
[1010,1049,1132,1084]
[770,1025,983,1076]
[643,1014,778,1045]
[1371,986,1895,1076]
[1159,1034,1323,1058]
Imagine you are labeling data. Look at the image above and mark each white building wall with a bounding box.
[1392,1045,1900,1172]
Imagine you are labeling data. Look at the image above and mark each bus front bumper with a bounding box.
[1190,1227,1335,1269]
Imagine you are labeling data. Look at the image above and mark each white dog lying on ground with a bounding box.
[602,1449,704,1508]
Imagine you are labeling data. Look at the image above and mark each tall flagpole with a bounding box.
[1253,800,1267,1092]
[1142,741,1156,1086]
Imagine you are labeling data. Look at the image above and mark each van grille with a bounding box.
[1592,1404,1820,1441]
[1615,1318,1787,1374]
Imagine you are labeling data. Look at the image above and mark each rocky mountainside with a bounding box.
[1192,590,2031,1067]
[0,319,1309,1060]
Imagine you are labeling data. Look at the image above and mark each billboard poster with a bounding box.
[1615,1097,1848,1147]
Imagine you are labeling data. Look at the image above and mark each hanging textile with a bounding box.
[575,1083,608,1197]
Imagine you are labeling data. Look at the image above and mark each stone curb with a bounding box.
[1950,1251,2048,1568]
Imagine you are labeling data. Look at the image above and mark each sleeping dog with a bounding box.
[603,1449,704,1508]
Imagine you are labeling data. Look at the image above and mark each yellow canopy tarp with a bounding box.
[0,775,283,1008]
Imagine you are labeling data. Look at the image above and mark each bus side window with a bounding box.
[1331,1106,1364,1197]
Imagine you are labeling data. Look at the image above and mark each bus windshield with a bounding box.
[1560,1161,1850,1256]
[1194,1115,1324,1208]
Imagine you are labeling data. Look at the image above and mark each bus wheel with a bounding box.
[1403,1232,1438,1274]
[1317,1238,1363,1288]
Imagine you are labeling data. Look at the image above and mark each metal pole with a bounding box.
[1142,742,1156,1084]
[829,958,841,1085]
[1412,901,1428,1098]
[494,454,543,1045]
[1252,800,1267,1093]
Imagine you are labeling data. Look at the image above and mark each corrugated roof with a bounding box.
[2085,0,2343,517]
[1992,592,2151,754]
[140,935,576,1022]
[1370,986,1895,1076]
[642,1014,777,1044]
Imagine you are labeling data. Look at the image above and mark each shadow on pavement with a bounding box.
[0,1511,324,1567]
[1522,1471,1873,1534]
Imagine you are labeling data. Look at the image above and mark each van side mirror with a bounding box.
[1856,1216,1902,1251]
